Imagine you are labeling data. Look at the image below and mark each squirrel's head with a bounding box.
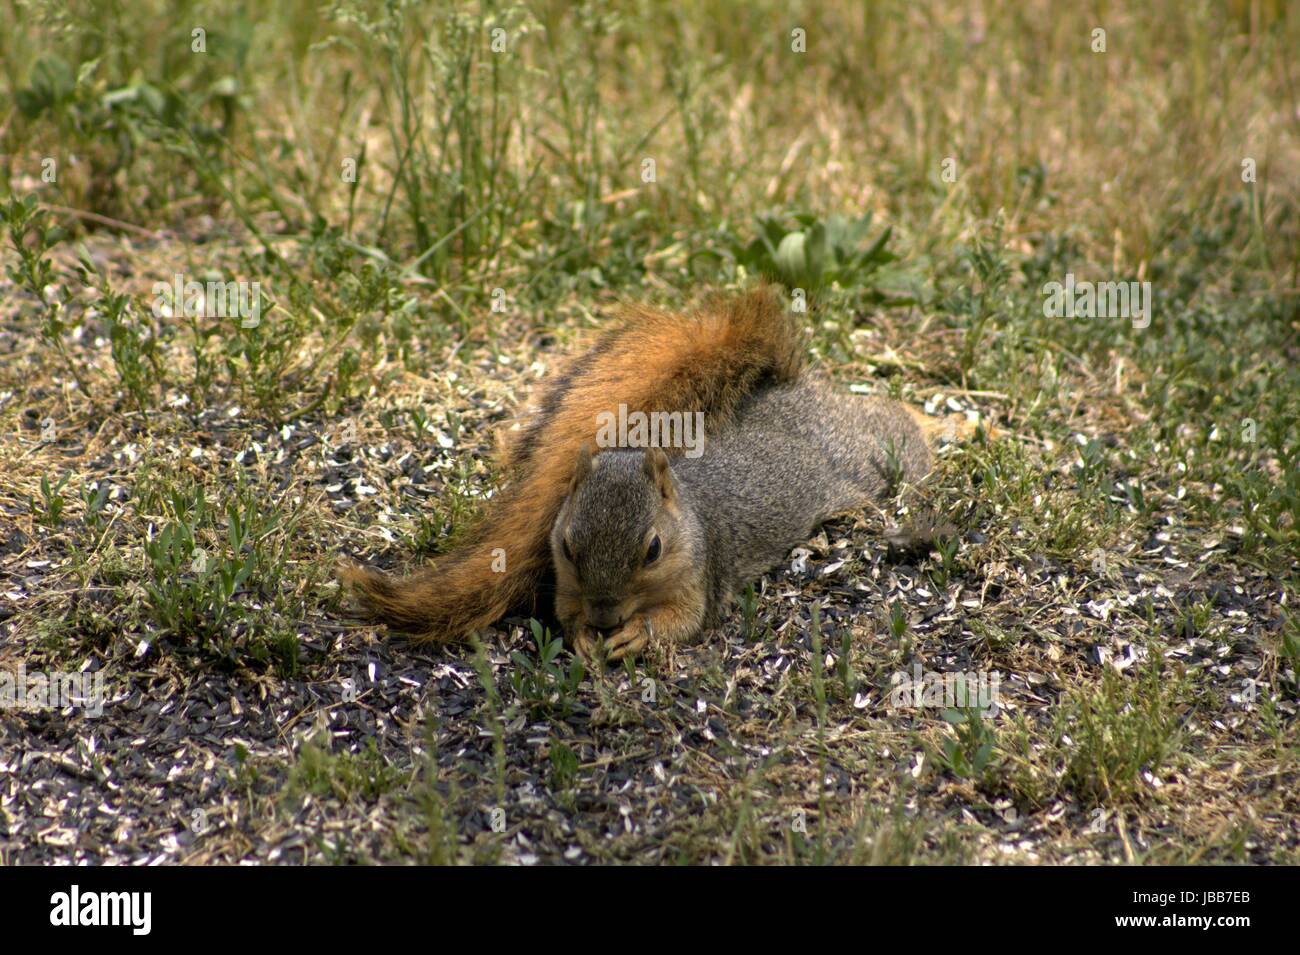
[550,445,697,636]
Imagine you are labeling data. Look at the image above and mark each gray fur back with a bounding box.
[672,377,931,608]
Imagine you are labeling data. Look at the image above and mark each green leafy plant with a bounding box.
[737,582,759,639]
[1278,612,1300,683]
[80,480,111,540]
[933,706,998,782]
[942,225,1012,386]
[928,535,960,590]
[14,38,246,217]
[4,195,90,395]
[139,480,295,669]
[548,741,579,790]
[287,736,402,804]
[887,600,909,640]
[508,619,585,716]
[1059,660,1188,805]
[31,472,73,527]
[77,250,164,411]
[724,211,897,292]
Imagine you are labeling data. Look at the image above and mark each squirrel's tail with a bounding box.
[339,286,804,642]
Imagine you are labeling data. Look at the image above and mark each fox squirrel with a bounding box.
[340,286,803,641]
[341,287,963,660]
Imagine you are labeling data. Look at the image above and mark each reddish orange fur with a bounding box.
[338,286,804,642]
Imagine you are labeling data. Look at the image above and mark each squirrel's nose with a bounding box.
[586,598,623,631]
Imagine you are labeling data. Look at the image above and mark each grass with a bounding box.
[1059,659,1192,807]
[1,0,1297,864]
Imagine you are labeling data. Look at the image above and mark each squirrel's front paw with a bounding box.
[572,628,600,666]
[573,618,652,664]
[602,617,651,661]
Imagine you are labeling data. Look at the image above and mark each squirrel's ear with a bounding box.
[643,447,675,502]
[569,444,594,494]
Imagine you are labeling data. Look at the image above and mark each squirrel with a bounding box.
[341,286,968,660]
[339,286,804,642]
[551,376,949,661]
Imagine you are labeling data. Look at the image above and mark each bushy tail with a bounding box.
[339,286,804,642]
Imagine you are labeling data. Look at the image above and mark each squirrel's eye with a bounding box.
[644,535,661,565]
